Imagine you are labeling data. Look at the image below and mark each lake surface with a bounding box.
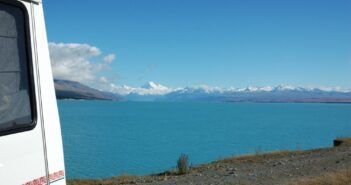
[58,101,351,178]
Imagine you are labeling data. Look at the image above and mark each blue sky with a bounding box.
[44,0,351,89]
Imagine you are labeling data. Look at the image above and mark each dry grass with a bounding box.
[216,150,303,164]
[334,137,351,146]
[287,169,351,185]
[339,138,351,143]
[67,175,151,185]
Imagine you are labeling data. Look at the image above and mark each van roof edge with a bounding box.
[19,0,42,3]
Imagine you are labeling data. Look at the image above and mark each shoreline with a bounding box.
[68,138,351,185]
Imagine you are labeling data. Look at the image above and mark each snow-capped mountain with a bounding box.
[54,79,351,102]
[157,84,351,103]
[109,81,172,96]
[120,81,172,101]
[141,81,169,91]
[110,82,351,103]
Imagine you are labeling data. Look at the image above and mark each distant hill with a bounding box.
[54,79,120,100]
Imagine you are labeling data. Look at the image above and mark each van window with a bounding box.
[0,2,34,134]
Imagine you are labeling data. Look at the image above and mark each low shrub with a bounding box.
[177,154,189,175]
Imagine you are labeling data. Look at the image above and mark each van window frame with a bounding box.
[0,0,37,137]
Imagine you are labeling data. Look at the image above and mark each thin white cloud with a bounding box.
[49,42,172,95]
[49,42,116,89]
[103,54,116,63]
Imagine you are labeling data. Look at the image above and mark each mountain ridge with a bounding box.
[53,80,351,103]
[54,79,120,100]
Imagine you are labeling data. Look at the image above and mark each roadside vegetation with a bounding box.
[177,154,189,175]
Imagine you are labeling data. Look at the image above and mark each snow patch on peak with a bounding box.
[234,86,273,92]
[259,86,273,92]
[246,86,259,92]
[111,81,172,96]
[275,84,296,91]
[176,84,224,94]
[142,81,167,90]
[318,86,349,93]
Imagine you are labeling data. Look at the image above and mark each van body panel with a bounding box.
[0,126,47,184]
[32,1,66,180]
[0,0,66,184]
[0,1,47,183]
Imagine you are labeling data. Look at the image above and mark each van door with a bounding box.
[0,0,47,184]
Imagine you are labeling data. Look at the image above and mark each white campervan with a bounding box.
[0,0,66,184]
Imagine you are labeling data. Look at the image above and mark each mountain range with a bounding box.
[54,80,351,103]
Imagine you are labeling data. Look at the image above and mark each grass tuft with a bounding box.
[216,150,299,164]
[177,154,189,175]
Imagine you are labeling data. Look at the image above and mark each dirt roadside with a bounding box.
[68,141,351,185]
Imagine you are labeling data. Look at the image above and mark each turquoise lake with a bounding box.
[57,100,351,178]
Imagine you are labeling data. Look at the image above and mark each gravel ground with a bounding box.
[68,145,351,185]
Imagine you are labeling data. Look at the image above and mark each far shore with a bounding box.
[68,137,351,185]
[57,97,351,104]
